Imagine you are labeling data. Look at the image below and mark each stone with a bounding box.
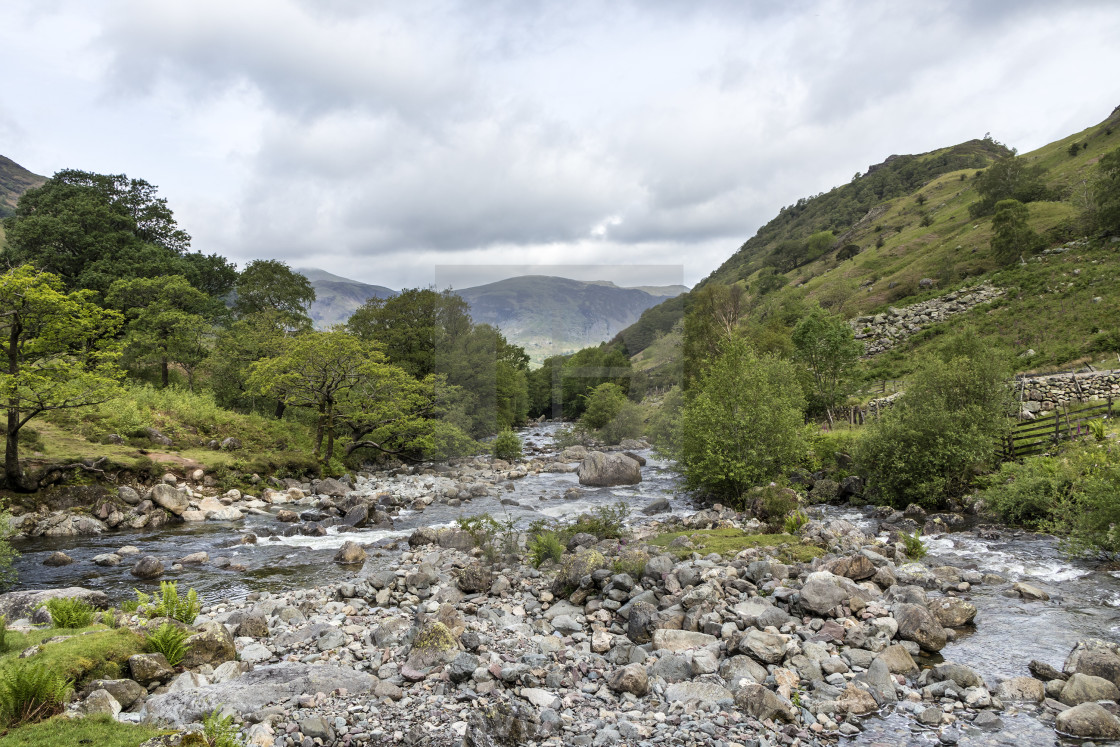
[1065,640,1120,687]
[457,564,492,593]
[130,653,174,685]
[825,554,875,581]
[1060,672,1120,706]
[520,687,559,710]
[738,629,787,664]
[798,571,862,615]
[838,682,879,715]
[407,621,460,668]
[931,663,984,689]
[651,629,716,652]
[641,497,671,515]
[314,478,348,497]
[300,716,334,741]
[929,597,977,628]
[1012,581,1050,601]
[42,551,73,566]
[236,615,269,638]
[118,486,142,505]
[86,678,146,709]
[875,644,918,676]
[150,484,189,515]
[665,681,733,705]
[893,602,947,652]
[177,551,208,565]
[1055,702,1120,739]
[627,601,658,644]
[576,452,642,487]
[239,643,271,663]
[720,655,769,691]
[180,622,237,668]
[220,437,242,451]
[449,652,479,683]
[82,688,122,716]
[734,683,797,722]
[995,676,1045,702]
[333,541,367,565]
[131,556,165,579]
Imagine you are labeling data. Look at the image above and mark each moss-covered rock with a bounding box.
[407,621,460,668]
[551,549,608,597]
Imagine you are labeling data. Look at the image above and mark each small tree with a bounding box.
[990,198,1042,263]
[1094,146,1120,235]
[234,260,316,329]
[680,337,807,505]
[791,305,862,421]
[0,266,123,490]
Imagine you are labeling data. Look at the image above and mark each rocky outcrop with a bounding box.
[852,282,1003,355]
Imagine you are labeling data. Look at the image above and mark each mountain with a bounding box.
[616,104,1120,383]
[298,268,397,328]
[0,155,46,219]
[453,276,685,363]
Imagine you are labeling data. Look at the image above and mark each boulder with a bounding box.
[641,497,671,515]
[220,437,241,451]
[131,556,165,579]
[929,597,977,628]
[734,683,798,722]
[1060,672,1120,706]
[1012,581,1050,601]
[627,601,658,644]
[893,602,947,652]
[85,678,146,709]
[118,486,142,505]
[798,571,862,615]
[149,484,189,516]
[837,682,879,715]
[1065,639,1120,687]
[81,688,121,716]
[930,663,984,689]
[738,629,788,664]
[0,587,111,620]
[576,452,641,487]
[875,644,918,676]
[607,663,649,696]
[42,551,73,566]
[407,621,460,668]
[333,541,367,565]
[664,681,732,704]
[458,564,493,593]
[651,629,716,652]
[1056,702,1120,739]
[314,478,348,497]
[180,622,237,668]
[824,554,875,581]
[129,653,174,685]
[995,676,1045,702]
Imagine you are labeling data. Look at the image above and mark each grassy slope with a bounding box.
[634,107,1120,381]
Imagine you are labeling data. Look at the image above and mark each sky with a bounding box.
[2,1,1119,291]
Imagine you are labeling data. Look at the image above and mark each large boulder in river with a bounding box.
[333,541,367,565]
[1056,702,1120,740]
[576,452,641,487]
[149,484,189,516]
[1064,639,1120,687]
[893,603,947,652]
[131,556,165,579]
[1060,672,1120,706]
[0,587,110,620]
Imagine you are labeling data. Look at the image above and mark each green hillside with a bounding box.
[0,155,46,218]
[622,105,1120,382]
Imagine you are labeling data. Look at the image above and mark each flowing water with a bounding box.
[10,427,1120,744]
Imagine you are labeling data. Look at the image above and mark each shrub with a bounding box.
[528,532,564,568]
[597,401,644,445]
[203,707,246,747]
[783,509,809,535]
[44,597,96,629]
[680,337,807,505]
[901,530,926,560]
[612,548,649,578]
[491,430,523,461]
[146,623,190,667]
[151,582,200,624]
[0,661,72,726]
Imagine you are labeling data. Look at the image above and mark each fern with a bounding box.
[146,623,190,667]
[44,597,96,628]
[0,615,6,653]
[144,582,200,624]
[0,661,73,726]
[203,708,246,747]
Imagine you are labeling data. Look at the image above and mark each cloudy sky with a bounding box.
[3,1,1119,290]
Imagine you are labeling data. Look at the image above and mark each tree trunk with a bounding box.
[161,357,169,388]
[275,401,286,420]
[325,400,335,462]
[313,403,326,460]
[5,410,23,490]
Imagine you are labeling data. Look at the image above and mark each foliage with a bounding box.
[0,661,71,727]
[855,333,1012,508]
[0,616,6,654]
[491,430,522,461]
[0,265,123,490]
[553,345,632,420]
[578,383,644,445]
[202,708,245,747]
[791,304,862,416]
[1095,146,1120,235]
[348,288,471,379]
[783,509,809,535]
[990,199,1043,263]
[612,548,649,578]
[0,514,16,592]
[527,531,564,568]
[43,598,95,629]
[146,623,189,667]
[233,260,315,330]
[1,628,143,687]
[969,156,1054,217]
[0,714,166,747]
[680,336,808,505]
[981,438,1120,556]
[647,528,824,563]
[1088,419,1106,442]
[646,385,683,458]
[901,530,927,560]
[146,582,200,624]
[609,294,686,357]
[205,311,294,416]
[682,283,746,390]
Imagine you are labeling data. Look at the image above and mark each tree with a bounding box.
[682,283,746,390]
[579,382,643,445]
[969,157,1053,217]
[855,333,1012,508]
[206,311,291,416]
[990,199,1042,263]
[347,288,472,378]
[791,304,862,419]
[680,336,807,505]
[1094,146,1120,235]
[233,260,316,329]
[0,266,123,490]
[106,276,214,388]
[2,170,208,296]
[247,331,374,463]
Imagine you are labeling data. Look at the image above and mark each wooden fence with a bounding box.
[1002,397,1115,460]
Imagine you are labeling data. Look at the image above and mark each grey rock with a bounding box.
[894,602,947,652]
[1060,672,1120,706]
[576,452,641,487]
[149,484,188,515]
[1056,702,1120,739]
[734,683,797,722]
[0,587,111,620]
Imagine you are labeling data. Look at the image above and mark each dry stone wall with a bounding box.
[1017,370,1120,414]
[851,283,1004,355]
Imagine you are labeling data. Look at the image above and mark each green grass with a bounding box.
[647,528,824,563]
[0,627,145,688]
[0,714,167,747]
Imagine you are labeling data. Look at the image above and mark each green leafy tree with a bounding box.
[347,288,472,378]
[559,344,631,420]
[791,304,862,418]
[990,199,1043,263]
[106,275,214,388]
[855,334,1012,508]
[0,266,123,490]
[206,311,292,417]
[1,170,221,296]
[1094,146,1120,235]
[680,337,807,505]
[233,260,315,329]
[969,157,1053,217]
[247,330,373,463]
[682,283,745,390]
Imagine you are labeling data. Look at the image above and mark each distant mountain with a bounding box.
[454,275,687,363]
[298,268,397,328]
[0,155,46,219]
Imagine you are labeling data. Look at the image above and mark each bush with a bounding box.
[43,598,96,629]
[783,509,809,535]
[0,661,72,726]
[528,532,564,568]
[855,333,1012,509]
[203,707,245,747]
[149,582,200,624]
[490,430,522,461]
[146,623,190,667]
[0,615,6,653]
[646,386,683,458]
[901,530,927,560]
[680,337,808,505]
